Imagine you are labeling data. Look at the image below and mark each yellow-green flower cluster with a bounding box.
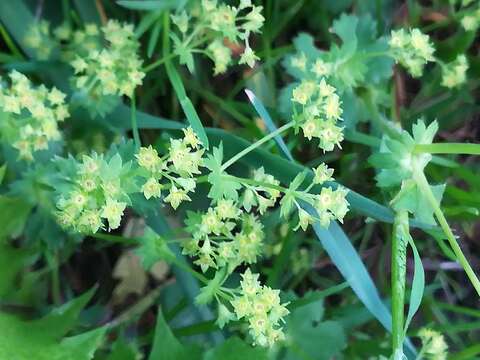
[291,79,344,151]
[59,23,102,61]
[171,0,264,74]
[242,167,281,214]
[460,7,480,31]
[136,127,204,210]
[228,269,289,347]
[418,328,448,360]
[441,55,468,88]
[389,28,435,78]
[24,21,58,60]
[71,20,145,98]
[55,153,132,234]
[0,71,69,160]
[182,202,264,273]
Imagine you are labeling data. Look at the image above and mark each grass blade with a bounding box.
[117,0,182,11]
[403,236,425,334]
[244,89,293,161]
[162,12,209,148]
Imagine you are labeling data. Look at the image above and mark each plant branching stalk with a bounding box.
[414,143,480,156]
[412,165,480,296]
[131,93,140,148]
[221,121,295,171]
[392,210,408,355]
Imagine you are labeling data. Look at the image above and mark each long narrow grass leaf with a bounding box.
[244,89,293,161]
[403,236,425,335]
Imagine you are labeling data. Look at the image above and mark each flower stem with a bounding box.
[412,167,480,296]
[131,93,140,148]
[392,210,408,356]
[220,121,295,171]
[414,143,480,156]
[143,52,177,73]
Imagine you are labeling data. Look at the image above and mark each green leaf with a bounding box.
[105,338,139,360]
[244,89,293,161]
[117,0,184,10]
[403,236,425,335]
[392,180,445,225]
[204,144,242,201]
[72,0,101,24]
[0,196,32,242]
[148,309,202,360]
[163,14,209,148]
[135,227,176,269]
[284,297,346,360]
[147,19,162,58]
[204,337,268,360]
[0,243,32,298]
[0,290,105,360]
[0,164,6,184]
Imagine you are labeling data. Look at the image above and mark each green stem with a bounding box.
[0,23,23,59]
[143,52,177,73]
[412,166,480,296]
[414,143,480,156]
[107,283,167,329]
[46,251,61,305]
[131,93,140,148]
[392,210,408,356]
[220,121,295,171]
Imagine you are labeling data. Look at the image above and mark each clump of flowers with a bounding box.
[0,70,69,160]
[460,7,480,32]
[227,269,290,347]
[24,21,58,60]
[70,20,145,99]
[170,0,264,74]
[55,152,135,234]
[389,28,435,77]
[291,79,344,151]
[183,203,264,273]
[280,166,349,230]
[241,167,281,214]
[59,23,102,61]
[418,328,448,360]
[441,55,468,88]
[136,127,204,210]
[25,20,105,63]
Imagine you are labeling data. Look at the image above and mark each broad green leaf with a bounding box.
[135,227,176,269]
[284,297,346,360]
[105,338,139,360]
[0,243,32,298]
[204,337,268,360]
[148,309,202,360]
[0,290,105,360]
[204,144,242,201]
[0,196,32,242]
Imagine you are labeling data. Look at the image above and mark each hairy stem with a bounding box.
[392,210,408,355]
[131,93,140,148]
[221,121,295,171]
[414,143,480,156]
[412,167,480,296]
